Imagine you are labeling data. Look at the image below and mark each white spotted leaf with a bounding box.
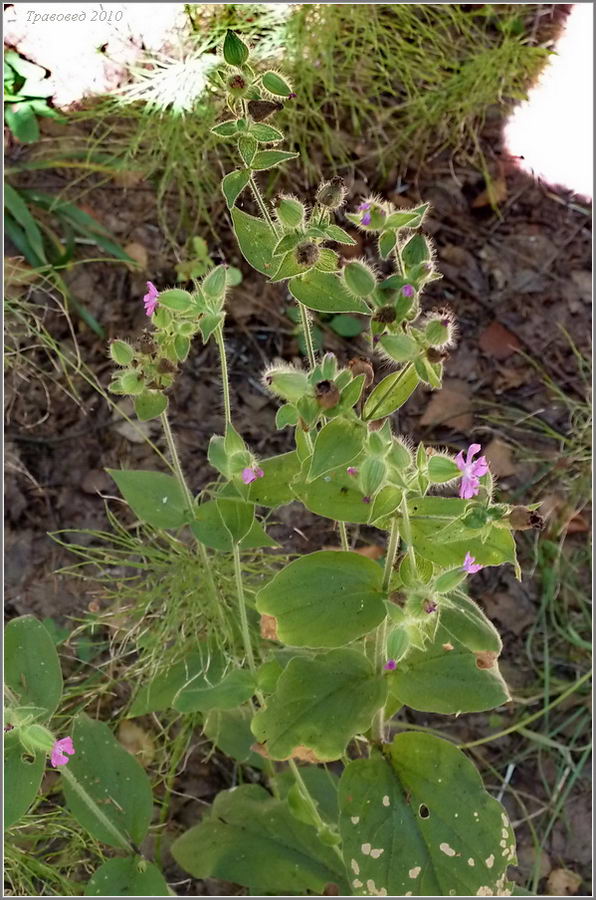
[339,732,516,897]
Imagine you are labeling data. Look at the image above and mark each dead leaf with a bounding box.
[251,742,323,764]
[546,868,582,896]
[475,650,499,670]
[113,170,146,188]
[354,545,385,561]
[481,591,535,637]
[472,176,508,209]
[81,469,112,495]
[516,844,552,879]
[419,379,473,431]
[260,614,278,641]
[124,241,148,270]
[478,321,522,360]
[484,438,517,478]
[117,721,155,767]
[5,257,40,298]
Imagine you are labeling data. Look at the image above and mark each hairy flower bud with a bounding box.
[348,356,374,388]
[295,241,320,267]
[263,364,310,402]
[424,307,455,348]
[223,30,249,67]
[316,176,346,210]
[315,379,340,409]
[343,260,376,297]
[373,305,396,324]
[227,74,248,97]
[276,194,305,229]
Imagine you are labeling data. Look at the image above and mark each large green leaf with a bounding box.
[203,706,265,770]
[363,364,419,420]
[107,469,188,529]
[230,207,278,275]
[389,624,509,714]
[62,714,153,848]
[221,168,250,209]
[307,419,365,481]
[171,784,347,895]
[85,857,169,897]
[289,269,371,314]
[5,616,63,721]
[339,733,516,897]
[440,592,502,654]
[251,649,386,761]
[191,500,277,551]
[256,551,386,648]
[409,520,517,569]
[4,731,45,828]
[292,464,400,525]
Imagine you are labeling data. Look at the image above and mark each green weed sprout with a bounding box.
[4,31,545,898]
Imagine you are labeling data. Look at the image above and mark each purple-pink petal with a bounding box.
[51,736,75,768]
[456,444,489,498]
[143,281,159,317]
[463,552,483,574]
[401,284,415,298]
[347,467,358,476]
[361,212,372,225]
[242,466,264,485]
[384,659,397,671]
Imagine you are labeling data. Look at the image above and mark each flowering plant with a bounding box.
[4,30,543,898]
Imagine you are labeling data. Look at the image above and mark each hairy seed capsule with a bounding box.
[316,175,346,210]
[227,74,247,96]
[348,356,374,388]
[508,507,544,530]
[426,347,450,364]
[315,379,340,409]
[374,305,396,324]
[295,241,320,266]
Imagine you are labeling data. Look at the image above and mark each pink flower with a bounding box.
[384,659,397,671]
[347,467,358,476]
[241,466,264,485]
[143,281,159,316]
[424,599,438,614]
[455,443,489,499]
[401,284,415,298]
[51,737,75,768]
[357,201,372,226]
[463,552,483,574]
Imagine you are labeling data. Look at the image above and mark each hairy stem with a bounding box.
[288,759,343,859]
[400,494,417,571]
[371,516,400,744]
[299,302,317,369]
[232,543,257,675]
[214,322,232,428]
[61,767,134,852]
[249,175,277,231]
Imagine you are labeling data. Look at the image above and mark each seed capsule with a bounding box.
[374,305,396,324]
[348,356,374,388]
[315,379,340,409]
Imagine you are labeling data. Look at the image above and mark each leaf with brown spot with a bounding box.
[475,651,499,670]
[260,614,278,641]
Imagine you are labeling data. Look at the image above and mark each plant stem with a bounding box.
[400,494,417,571]
[299,302,317,369]
[249,175,277,231]
[288,759,343,859]
[371,517,400,744]
[232,543,256,675]
[339,520,350,551]
[61,767,134,852]
[214,322,232,428]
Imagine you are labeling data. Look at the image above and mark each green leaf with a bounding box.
[63,714,153,848]
[203,706,265,770]
[292,465,372,524]
[238,134,258,166]
[215,498,255,544]
[107,469,188,529]
[133,391,168,422]
[252,649,386,761]
[402,233,432,267]
[110,340,134,366]
[428,455,460,483]
[5,616,63,721]
[273,232,302,256]
[276,404,299,429]
[250,122,284,143]
[256,550,386,648]
[157,288,193,312]
[191,500,276,551]
[174,334,191,361]
[269,249,309,282]
[171,784,347,895]
[315,247,340,272]
[221,168,251,209]
[379,334,419,363]
[409,521,517,569]
[199,312,223,342]
[329,314,363,338]
[4,731,45,828]
[440,593,502,654]
[231,207,278,275]
[308,419,365,481]
[383,206,429,229]
[363,363,419,420]
[289,269,371,314]
[223,30,249,66]
[4,183,47,263]
[389,624,509,714]
[5,102,39,143]
[378,230,397,259]
[174,668,255,714]
[261,71,293,96]
[251,149,298,170]
[243,450,301,507]
[128,650,207,716]
[339,733,516,897]
[325,224,357,245]
[85,857,169,897]
[274,766,340,824]
[211,119,238,137]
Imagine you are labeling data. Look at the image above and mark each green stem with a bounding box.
[61,767,134,852]
[394,238,404,276]
[214,322,232,428]
[232,543,256,675]
[339,521,350,551]
[299,302,317,369]
[249,175,277,231]
[400,494,417,571]
[371,517,400,744]
[288,759,343,860]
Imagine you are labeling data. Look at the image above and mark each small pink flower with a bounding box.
[401,284,415,298]
[347,467,358,476]
[424,599,438,614]
[241,466,264,485]
[463,552,483,574]
[143,281,159,316]
[362,496,371,504]
[51,737,75,768]
[455,443,489,499]
[357,201,372,226]
[384,659,397,671]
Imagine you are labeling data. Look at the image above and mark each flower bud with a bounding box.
[394,291,417,322]
[316,176,346,210]
[348,356,374,388]
[295,241,320,267]
[263,364,310,402]
[368,430,387,456]
[276,195,305,229]
[19,723,55,755]
[343,260,376,297]
[314,379,340,409]
[507,507,544,530]
[424,308,455,348]
[320,352,338,380]
[360,457,387,496]
[262,70,293,97]
[223,30,249,67]
[110,340,134,367]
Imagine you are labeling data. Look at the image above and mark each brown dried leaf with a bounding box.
[471,176,508,209]
[117,721,155,767]
[123,241,148,270]
[484,438,517,478]
[546,868,582,896]
[419,379,473,431]
[478,321,522,360]
[354,545,385,561]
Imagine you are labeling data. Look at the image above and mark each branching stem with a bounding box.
[371,517,400,744]
[214,322,232,428]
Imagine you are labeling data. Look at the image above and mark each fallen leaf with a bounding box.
[81,469,112,495]
[481,591,535,637]
[419,378,473,431]
[546,868,582,896]
[113,170,145,188]
[472,176,508,209]
[484,438,517,478]
[5,257,40,298]
[479,321,522,360]
[516,844,552,879]
[124,241,148,270]
[260,614,278,641]
[354,545,385,560]
[118,721,155,767]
